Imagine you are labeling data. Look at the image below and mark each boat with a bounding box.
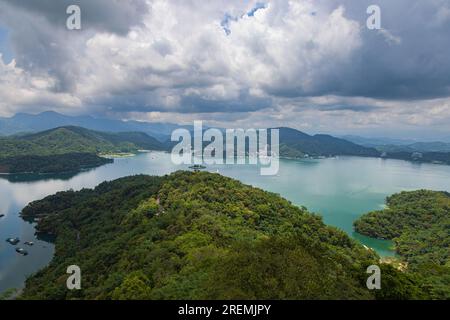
[189,165,207,171]
[6,237,20,245]
[0,214,5,218]
[24,241,34,246]
[16,248,28,256]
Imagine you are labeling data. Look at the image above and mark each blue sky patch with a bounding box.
[247,2,266,17]
[0,26,13,64]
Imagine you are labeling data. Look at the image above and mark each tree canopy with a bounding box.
[20,171,426,300]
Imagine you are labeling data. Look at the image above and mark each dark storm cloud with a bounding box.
[179,90,271,113]
[89,88,272,114]
[0,0,450,123]
[324,0,450,100]
[264,0,450,101]
[0,0,148,91]
[0,0,148,34]
[314,105,380,113]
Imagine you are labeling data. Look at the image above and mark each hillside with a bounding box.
[354,190,450,299]
[19,171,425,300]
[277,128,380,158]
[0,126,166,159]
[0,126,166,174]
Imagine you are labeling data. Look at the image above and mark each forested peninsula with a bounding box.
[20,171,426,300]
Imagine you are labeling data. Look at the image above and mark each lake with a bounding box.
[1,152,450,294]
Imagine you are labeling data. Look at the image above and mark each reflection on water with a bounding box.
[0,171,84,183]
[1,152,450,293]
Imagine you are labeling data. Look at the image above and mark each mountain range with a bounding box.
[0,111,185,142]
[0,111,381,157]
[2,112,450,166]
[343,135,450,152]
[277,127,380,158]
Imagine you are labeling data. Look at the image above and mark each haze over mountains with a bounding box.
[0,111,184,142]
[2,112,450,165]
[343,135,450,153]
[0,111,387,157]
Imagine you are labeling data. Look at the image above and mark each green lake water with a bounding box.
[1,152,450,293]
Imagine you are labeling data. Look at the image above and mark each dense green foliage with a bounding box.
[354,190,450,299]
[0,126,165,159]
[0,126,166,173]
[18,171,425,300]
[0,153,112,174]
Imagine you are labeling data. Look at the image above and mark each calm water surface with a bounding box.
[1,152,450,293]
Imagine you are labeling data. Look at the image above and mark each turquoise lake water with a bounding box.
[1,152,450,293]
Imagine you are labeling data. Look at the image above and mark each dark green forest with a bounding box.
[0,126,165,174]
[354,190,450,299]
[0,153,112,174]
[20,171,426,300]
[0,126,165,159]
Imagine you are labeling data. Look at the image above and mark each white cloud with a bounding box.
[0,56,80,116]
[0,0,450,139]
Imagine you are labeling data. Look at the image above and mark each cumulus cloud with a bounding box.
[0,0,450,138]
[0,57,80,116]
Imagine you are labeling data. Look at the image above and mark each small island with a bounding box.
[189,164,207,171]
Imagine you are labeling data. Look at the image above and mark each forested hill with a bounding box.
[354,190,450,299]
[0,126,166,158]
[20,171,425,300]
[277,127,380,158]
[0,126,166,174]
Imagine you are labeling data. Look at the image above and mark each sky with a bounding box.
[0,0,450,140]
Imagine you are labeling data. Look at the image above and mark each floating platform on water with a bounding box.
[189,165,207,170]
[16,248,28,256]
[6,237,20,245]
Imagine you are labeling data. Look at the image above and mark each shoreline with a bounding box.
[0,164,109,176]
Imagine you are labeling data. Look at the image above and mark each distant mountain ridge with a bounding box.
[0,111,186,141]
[0,111,382,157]
[3,112,450,164]
[277,127,380,158]
[343,135,450,153]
